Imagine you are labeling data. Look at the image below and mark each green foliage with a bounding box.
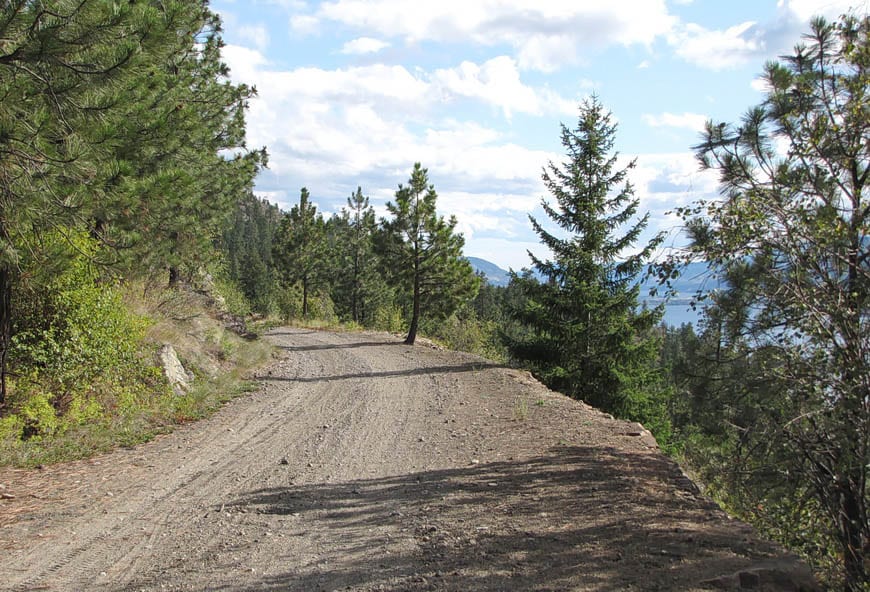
[0,0,264,405]
[370,303,407,334]
[10,233,153,404]
[383,163,480,344]
[221,192,282,315]
[212,275,253,318]
[504,97,670,441]
[0,233,164,459]
[273,188,329,318]
[422,302,506,362]
[661,15,870,589]
[329,187,395,326]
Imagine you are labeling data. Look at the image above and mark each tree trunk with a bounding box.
[168,265,180,289]
[405,265,420,345]
[839,479,868,591]
[0,264,10,410]
[302,275,309,318]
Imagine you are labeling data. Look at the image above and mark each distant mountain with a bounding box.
[467,257,511,287]
[467,257,719,327]
[468,257,719,298]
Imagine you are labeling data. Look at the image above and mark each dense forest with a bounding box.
[1,3,867,589]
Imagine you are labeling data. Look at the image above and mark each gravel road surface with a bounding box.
[0,328,817,591]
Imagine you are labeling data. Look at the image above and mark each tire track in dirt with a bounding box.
[0,328,818,591]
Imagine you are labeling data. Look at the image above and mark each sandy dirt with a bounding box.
[0,327,818,591]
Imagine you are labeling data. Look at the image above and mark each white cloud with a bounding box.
[290,14,320,34]
[221,44,269,80]
[516,34,580,72]
[221,43,558,210]
[671,0,869,72]
[236,24,271,52]
[778,0,868,20]
[432,56,576,118]
[305,0,676,71]
[642,112,708,133]
[669,21,765,70]
[340,37,391,55]
[751,77,772,93]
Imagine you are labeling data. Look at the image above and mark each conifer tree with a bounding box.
[668,15,870,588]
[330,187,390,325]
[88,4,264,285]
[0,0,263,405]
[0,0,169,405]
[222,192,281,314]
[506,96,667,430]
[273,188,328,318]
[383,163,479,345]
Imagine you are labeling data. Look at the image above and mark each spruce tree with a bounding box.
[383,163,479,345]
[506,96,667,430]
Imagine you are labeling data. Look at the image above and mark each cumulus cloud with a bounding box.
[340,37,391,55]
[669,21,766,70]
[290,14,320,34]
[432,57,576,118]
[670,0,868,71]
[303,0,676,71]
[236,24,271,52]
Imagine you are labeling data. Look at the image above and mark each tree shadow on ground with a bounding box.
[256,361,504,384]
[275,340,404,352]
[203,446,787,592]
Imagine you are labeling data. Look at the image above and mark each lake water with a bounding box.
[662,303,702,328]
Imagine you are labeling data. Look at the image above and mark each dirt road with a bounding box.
[0,328,816,591]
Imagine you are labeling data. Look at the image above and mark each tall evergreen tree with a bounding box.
[383,163,479,345]
[330,187,390,325]
[0,0,169,406]
[89,4,264,286]
[221,192,281,314]
[667,15,870,589]
[505,96,667,430]
[273,188,328,318]
[0,0,263,405]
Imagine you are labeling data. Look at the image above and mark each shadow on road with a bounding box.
[256,361,504,384]
[200,446,777,592]
[275,340,404,352]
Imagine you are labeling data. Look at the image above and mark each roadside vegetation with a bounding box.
[1,3,867,589]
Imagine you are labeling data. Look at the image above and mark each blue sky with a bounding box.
[214,0,867,271]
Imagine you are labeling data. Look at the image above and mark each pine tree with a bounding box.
[330,187,391,325]
[88,3,264,285]
[669,15,870,588]
[0,0,166,406]
[383,163,479,345]
[273,188,328,318]
[221,192,281,314]
[0,0,263,405]
[506,96,667,430]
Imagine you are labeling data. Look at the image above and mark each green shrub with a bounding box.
[5,231,164,443]
[371,303,406,334]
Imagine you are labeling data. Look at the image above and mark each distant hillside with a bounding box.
[639,261,720,304]
[468,257,720,327]
[468,257,718,298]
[467,257,511,287]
